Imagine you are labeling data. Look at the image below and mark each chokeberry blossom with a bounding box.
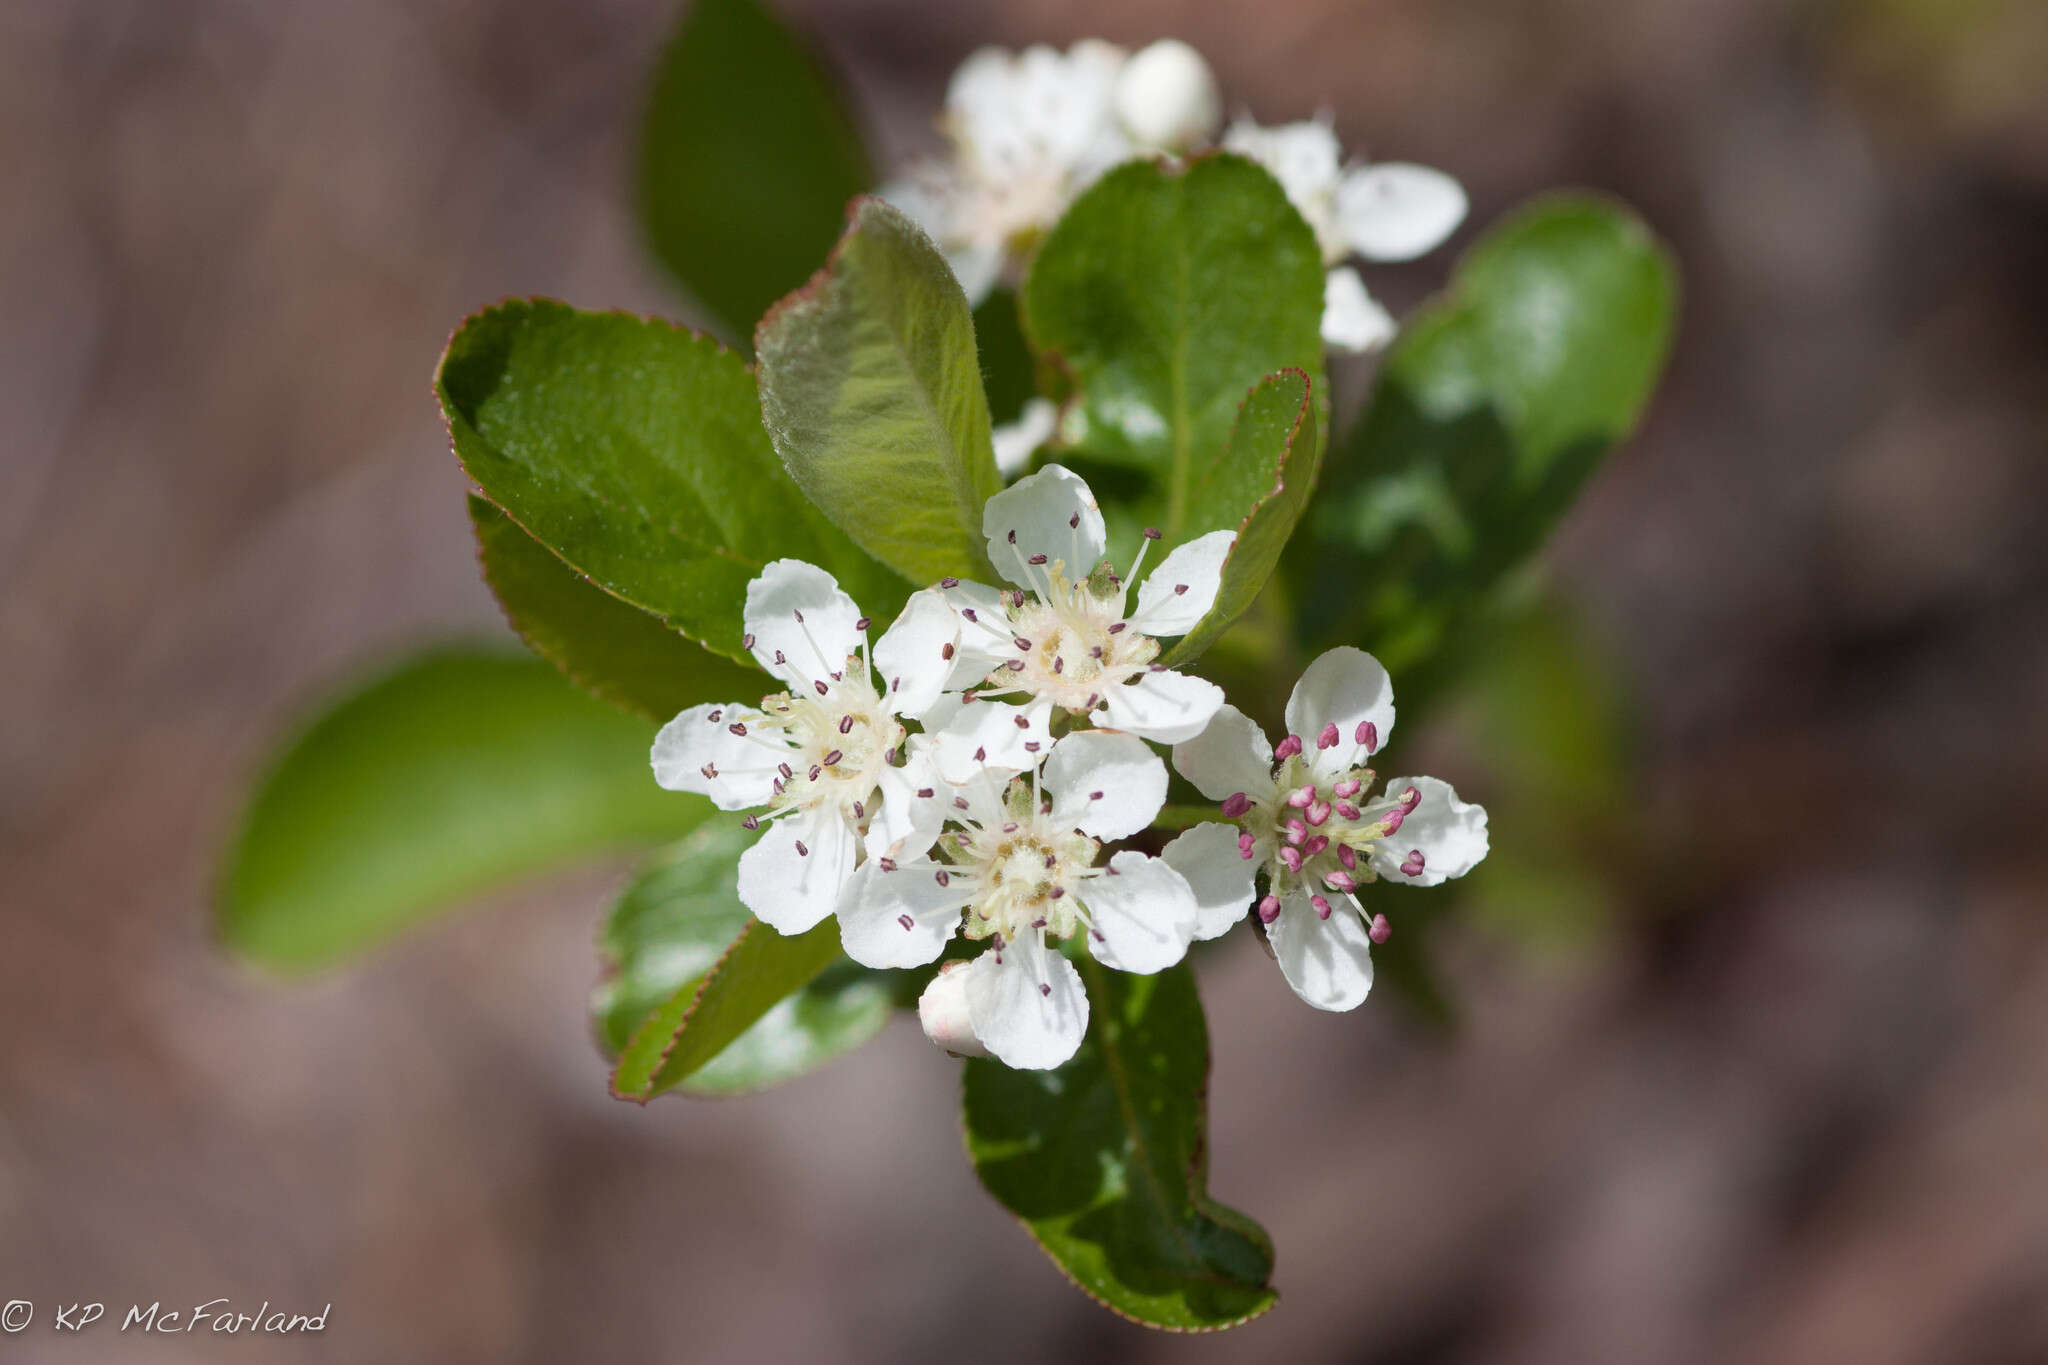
[925,464,1232,776]
[840,729,1198,1068]
[1167,647,1489,1010]
[650,560,960,935]
[882,39,1221,305]
[1223,117,1466,353]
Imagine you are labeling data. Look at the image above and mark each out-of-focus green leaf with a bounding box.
[756,197,1001,585]
[1302,194,1678,670]
[638,0,871,342]
[438,300,906,662]
[221,648,705,972]
[963,960,1277,1331]
[470,495,765,723]
[1162,368,1322,666]
[973,288,1039,427]
[1021,154,1325,540]
[595,823,893,1096]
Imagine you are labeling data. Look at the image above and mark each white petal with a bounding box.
[872,587,959,719]
[1267,889,1374,1011]
[981,463,1106,589]
[1170,702,1275,802]
[1113,39,1220,153]
[1368,776,1489,887]
[928,696,1056,783]
[868,746,948,859]
[1100,668,1225,745]
[744,559,864,693]
[964,933,1088,1070]
[1128,530,1234,636]
[1161,823,1258,940]
[1077,851,1196,975]
[1337,162,1467,262]
[935,579,1016,684]
[736,806,858,935]
[838,858,971,969]
[1224,118,1342,208]
[650,702,781,810]
[1285,646,1396,780]
[1042,729,1167,841]
[992,397,1059,478]
[1321,266,1397,354]
[917,960,988,1059]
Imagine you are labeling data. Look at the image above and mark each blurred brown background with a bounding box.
[4,0,2046,1360]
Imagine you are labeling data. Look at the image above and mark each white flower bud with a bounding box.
[1113,40,1220,154]
[918,960,988,1059]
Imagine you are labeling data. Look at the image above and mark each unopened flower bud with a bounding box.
[1113,40,1221,153]
[917,960,988,1060]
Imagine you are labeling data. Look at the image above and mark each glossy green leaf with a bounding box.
[638,0,872,342]
[595,823,892,1096]
[470,495,765,723]
[963,960,1277,1331]
[1021,154,1325,539]
[756,197,1001,585]
[221,648,705,971]
[439,299,906,662]
[1161,368,1322,667]
[1303,194,1678,669]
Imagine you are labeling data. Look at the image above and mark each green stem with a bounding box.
[1151,803,1220,831]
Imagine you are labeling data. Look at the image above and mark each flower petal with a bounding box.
[1267,889,1374,1011]
[935,578,1018,684]
[868,745,949,859]
[1100,667,1225,745]
[980,463,1106,589]
[744,559,864,693]
[1113,38,1220,154]
[1077,851,1196,974]
[928,696,1056,783]
[735,805,857,935]
[872,587,959,719]
[1128,530,1234,636]
[917,959,989,1059]
[1170,702,1275,802]
[1337,162,1467,262]
[1043,729,1167,840]
[992,397,1059,478]
[1321,266,1397,354]
[1285,646,1396,779]
[964,932,1089,1070]
[651,703,782,810]
[1161,822,1258,940]
[838,857,973,969]
[1368,776,1489,886]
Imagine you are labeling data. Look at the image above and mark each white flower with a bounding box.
[841,729,1199,1069]
[1166,647,1489,1011]
[650,560,961,936]
[991,396,1059,479]
[924,464,1231,778]
[1223,117,1466,354]
[883,39,1221,305]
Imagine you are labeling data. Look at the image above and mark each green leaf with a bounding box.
[1021,154,1326,539]
[221,648,705,972]
[595,823,892,1096]
[756,197,1002,585]
[1161,368,1322,667]
[963,960,1277,1331]
[470,495,765,722]
[1303,194,1678,668]
[439,299,906,662]
[638,0,872,342]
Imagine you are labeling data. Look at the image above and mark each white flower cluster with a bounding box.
[883,36,1465,367]
[652,466,1489,1069]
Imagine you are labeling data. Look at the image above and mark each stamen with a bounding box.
[941,643,955,660]
[1302,835,1329,857]
[1274,734,1304,760]
[1337,845,1357,871]
[898,914,914,930]
[1257,894,1281,924]
[878,857,897,872]
[940,577,960,588]
[794,840,809,857]
[935,869,951,886]
[741,635,754,651]
[1368,914,1392,944]
[838,715,854,734]
[1278,846,1303,873]
[1311,895,1332,920]
[1286,785,1315,809]
[1324,869,1356,892]
[1399,850,1426,877]
[1238,831,1256,859]
[1012,715,1029,729]
[1336,801,1361,821]
[1317,722,1340,750]
[1333,778,1363,798]
[741,815,758,830]
[1306,800,1332,827]
[1358,721,1378,753]
[822,749,843,766]
[1220,792,1251,818]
